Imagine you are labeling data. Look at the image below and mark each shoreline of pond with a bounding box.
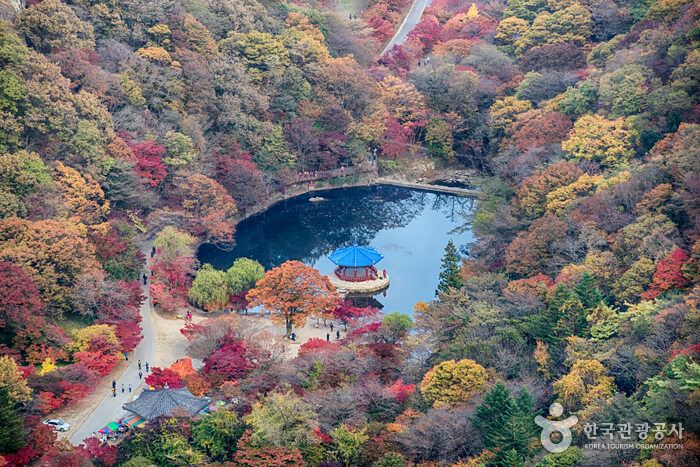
[233,176,480,227]
[197,183,477,314]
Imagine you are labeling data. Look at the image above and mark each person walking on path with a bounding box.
[112,387,116,398]
[124,351,128,361]
[142,274,147,285]
[330,323,334,332]
[138,360,141,370]
[145,362,150,372]
[112,380,116,390]
[326,333,330,341]
[151,246,156,258]
[138,371,143,380]
[128,384,132,393]
[336,330,340,340]
[121,384,124,393]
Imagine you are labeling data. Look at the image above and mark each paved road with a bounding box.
[380,0,433,56]
[70,241,156,445]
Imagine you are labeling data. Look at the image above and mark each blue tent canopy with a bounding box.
[329,244,383,267]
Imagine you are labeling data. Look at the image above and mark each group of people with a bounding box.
[326,329,341,341]
[288,321,343,342]
[185,310,193,321]
[111,359,151,398]
[297,170,318,181]
[326,321,341,341]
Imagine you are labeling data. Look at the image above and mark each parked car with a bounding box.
[43,419,71,432]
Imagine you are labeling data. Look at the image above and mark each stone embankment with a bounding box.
[328,274,390,297]
[376,178,481,197]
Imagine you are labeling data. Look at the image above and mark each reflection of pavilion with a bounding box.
[327,243,389,297]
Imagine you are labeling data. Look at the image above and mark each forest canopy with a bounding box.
[0,0,699,465]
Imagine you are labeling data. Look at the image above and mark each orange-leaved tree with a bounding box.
[246,260,338,337]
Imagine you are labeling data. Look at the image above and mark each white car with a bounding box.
[43,419,71,432]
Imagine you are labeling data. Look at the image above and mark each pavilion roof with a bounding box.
[329,244,383,267]
[122,386,210,421]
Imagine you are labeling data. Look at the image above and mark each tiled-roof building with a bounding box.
[122,386,210,420]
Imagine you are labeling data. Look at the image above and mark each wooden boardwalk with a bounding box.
[376,177,481,197]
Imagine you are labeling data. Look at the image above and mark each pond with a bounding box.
[197,185,477,315]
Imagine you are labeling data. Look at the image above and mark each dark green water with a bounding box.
[197,185,476,314]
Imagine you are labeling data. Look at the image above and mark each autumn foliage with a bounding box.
[123,136,168,187]
[145,367,185,390]
[1,0,699,464]
[642,249,691,299]
[420,359,487,407]
[247,260,338,337]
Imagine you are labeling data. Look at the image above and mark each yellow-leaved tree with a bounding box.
[66,324,119,353]
[53,162,110,231]
[420,359,488,407]
[553,359,615,411]
[562,114,634,167]
[0,355,32,404]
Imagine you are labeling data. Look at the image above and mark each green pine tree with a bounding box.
[549,284,588,340]
[0,386,26,454]
[574,272,603,312]
[436,240,462,296]
[473,382,538,467]
[501,449,524,467]
[473,381,511,447]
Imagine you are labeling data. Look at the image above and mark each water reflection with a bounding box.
[198,185,476,314]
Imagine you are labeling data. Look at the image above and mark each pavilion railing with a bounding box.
[334,267,380,282]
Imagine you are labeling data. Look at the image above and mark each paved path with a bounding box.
[376,177,481,197]
[70,241,156,445]
[380,0,433,56]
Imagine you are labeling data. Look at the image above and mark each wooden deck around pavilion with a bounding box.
[328,274,390,297]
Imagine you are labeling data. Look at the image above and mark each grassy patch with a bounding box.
[59,313,94,337]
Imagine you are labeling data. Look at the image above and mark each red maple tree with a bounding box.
[0,262,47,354]
[123,137,167,187]
[298,338,341,355]
[145,367,185,389]
[204,340,251,381]
[386,379,416,403]
[642,249,691,299]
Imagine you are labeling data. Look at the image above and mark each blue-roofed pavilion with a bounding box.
[329,244,386,283]
[329,244,383,267]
